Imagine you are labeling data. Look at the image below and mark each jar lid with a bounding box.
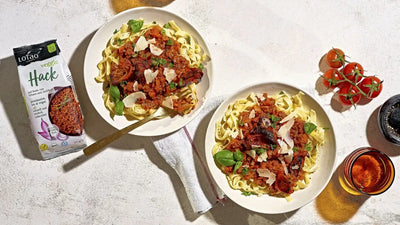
[378,94,400,145]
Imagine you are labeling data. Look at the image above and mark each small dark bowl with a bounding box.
[378,94,400,145]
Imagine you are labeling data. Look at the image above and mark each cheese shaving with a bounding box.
[134,36,148,52]
[144,69,158,84]
[163,68,177,83]
[150,44,163,56]
[122,92,146,108]
[256,168,276,185]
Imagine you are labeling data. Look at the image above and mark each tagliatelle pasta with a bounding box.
[212,91,325,200]
[96,19,207,119]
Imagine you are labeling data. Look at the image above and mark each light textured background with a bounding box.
[1,0,400,224]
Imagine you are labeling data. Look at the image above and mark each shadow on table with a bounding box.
[0,55,43,160]
[366,106,400,156]
[110,0,174,14]
[315,161,369,223]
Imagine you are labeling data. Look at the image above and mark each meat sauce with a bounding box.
[110,25,203,114]
[223,94,310,196]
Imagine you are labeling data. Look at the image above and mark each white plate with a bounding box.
[205,82,336,214]
[84,7,212,136]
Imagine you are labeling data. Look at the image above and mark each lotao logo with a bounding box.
[18,50,40,63]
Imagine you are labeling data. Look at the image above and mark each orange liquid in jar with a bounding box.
[341,148,394,195]
[351,154,384,191]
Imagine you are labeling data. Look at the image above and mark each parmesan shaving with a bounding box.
[144,69,158,84]
[280,111,296,123]
[256,93,266,101]
[277,118,295,139]
[122,92,146,108]
[162,96,174,109]
[249,109,255,119]
[256,168,276,185]
[150,44,163,56]
[257,151,268,162]
[245,150,256,159]
[134,36,148,52]
[132,81,139,92]
[163,68,177,83]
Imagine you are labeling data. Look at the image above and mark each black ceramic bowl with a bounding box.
[378,94,400,145]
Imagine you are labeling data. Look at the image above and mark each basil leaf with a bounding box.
[241,167,249,175]
[109,86,120,100]
[214,150,236,166]
[304,122,317,134]
[270,115,279,122]
[242,191,253,196]
[169,82,177,90]
[114,100,124,115]
[233,150,243,161]
[233,161,242,174]
[254,148,266,155]
[128,19,143,33]
[167,39,173,45]
[305,142,313,151]
[163,23,170,29]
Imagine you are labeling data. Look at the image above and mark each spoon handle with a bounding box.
[83,115,155,156]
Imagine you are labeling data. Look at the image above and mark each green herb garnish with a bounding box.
[114,100,124,115]
[113,29,118,34]
[151,57,167,67]
[161,28,166,34]
[179,78,183,86]
[109,85,120,100]
[120,81,127,86]
[128,19,143,33]
[238,120,244,126]
[304,122,317,135]
[169,82,177,89]
[168,62,174,68]
[241,167,249,175]
[254,148,267,155]
[117,38,123,45]
[214,150,236,166]
[293,146,299,152]
[305,142,313,151]
[199,63,204,70]
[167,39,173,45]
[233,161,242,174]
[163,23,170,29]
[270,144,277,150]
[242,191,254,196]
[215,149,244,174]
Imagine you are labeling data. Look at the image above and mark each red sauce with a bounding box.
[223,93,310,196]
[110,25,203,114]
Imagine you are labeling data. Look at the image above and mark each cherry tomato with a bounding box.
[358,76,383,99]
[322,69,343,88]
[326,48,345,68]
[341,62,364,83]
[338,84,361,106]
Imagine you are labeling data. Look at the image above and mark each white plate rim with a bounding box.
[205,82,337,214]
[83,7,213,136]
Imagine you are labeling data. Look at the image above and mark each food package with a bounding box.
[13,40,86,160]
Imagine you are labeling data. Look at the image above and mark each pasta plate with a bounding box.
[205,82,336,214]
[84,7,212,136]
